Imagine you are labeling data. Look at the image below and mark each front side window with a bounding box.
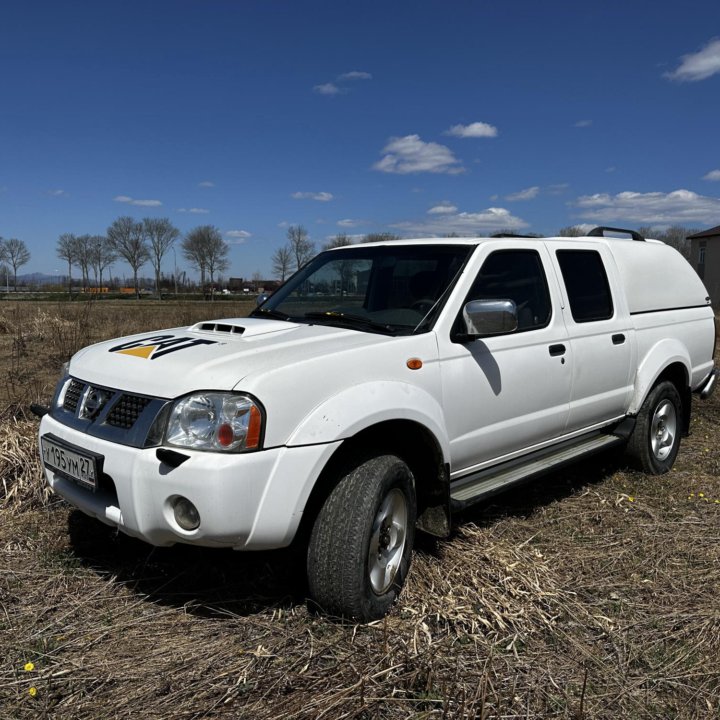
[556,250,613,323]
[456,249,552,335]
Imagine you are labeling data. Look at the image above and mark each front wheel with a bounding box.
[627,380,683,474]
[306,454,416,621]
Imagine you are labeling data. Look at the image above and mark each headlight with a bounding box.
[165,392,263,452]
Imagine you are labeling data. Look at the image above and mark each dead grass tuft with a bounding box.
[0,418,47,509]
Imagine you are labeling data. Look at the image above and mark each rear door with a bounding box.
[547,242,635,432]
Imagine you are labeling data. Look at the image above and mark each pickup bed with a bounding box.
[38,227,718,621]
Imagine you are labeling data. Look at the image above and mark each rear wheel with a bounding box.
[306,454,416,621]
[627,380,683,474]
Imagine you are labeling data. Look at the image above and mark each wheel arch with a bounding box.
[632,356,691,435]
[631,339,692,428]
[296,419,451,547]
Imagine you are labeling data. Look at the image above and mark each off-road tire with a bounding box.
[306,454,416,621]
[627,380,683,474]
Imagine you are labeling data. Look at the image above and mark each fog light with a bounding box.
[172,496,200,531]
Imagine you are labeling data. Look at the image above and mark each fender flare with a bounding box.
[629,339,691,414]
[286,380,450,460]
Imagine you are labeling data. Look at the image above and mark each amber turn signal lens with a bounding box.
[246,405,262,448]
[406,358,423,370]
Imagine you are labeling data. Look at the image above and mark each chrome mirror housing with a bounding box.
[462,299,518,337]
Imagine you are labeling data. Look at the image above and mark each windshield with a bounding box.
[253,244,473,335]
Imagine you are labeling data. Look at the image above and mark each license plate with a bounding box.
[41,435,102,491]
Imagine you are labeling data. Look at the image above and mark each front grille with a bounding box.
[55,377,163,448]
[63,380,84,412]
[106,394,152,429]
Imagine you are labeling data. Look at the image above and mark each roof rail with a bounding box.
[490,232,540,239]
[587,226,645,242]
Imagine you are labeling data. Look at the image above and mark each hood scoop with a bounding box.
[188,317,297,338]
[194,321,246,335]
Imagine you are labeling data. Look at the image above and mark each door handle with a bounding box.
[548,344,566,357]
[612,334,626,345]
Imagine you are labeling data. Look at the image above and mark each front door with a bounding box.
[438,243,572,478]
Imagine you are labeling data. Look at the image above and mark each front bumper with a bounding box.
[39,414,340,550]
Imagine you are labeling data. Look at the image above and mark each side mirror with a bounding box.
[256,293,270,306]
[461,299,517,339]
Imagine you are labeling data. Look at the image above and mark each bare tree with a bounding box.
[287,225,314,270]
[0,240,7,291]
[181,232,207,288]
[1,238,31,291]
[323,233,353,250]
[74,234,94,290]
[143,217,180,296]
[182,225,229,300]
[271,245,293,281]
[361,232,400,243]
[558,225,586,237]
[56,233,80,296]
[89,235,117,289]
[107,216,149,299]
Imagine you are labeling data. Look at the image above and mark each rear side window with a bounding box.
[556,250,613,322]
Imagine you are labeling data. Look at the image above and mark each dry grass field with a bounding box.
[1,300,719,719]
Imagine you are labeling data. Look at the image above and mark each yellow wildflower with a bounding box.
[699,493,705,498]
[28,687,37,697]
[628,496,635,502]
[23,662,34,672]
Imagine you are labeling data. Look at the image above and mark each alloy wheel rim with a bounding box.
[367,488,408,595]
[650,399,677,461]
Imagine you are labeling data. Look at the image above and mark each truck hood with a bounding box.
[68,317,392,398]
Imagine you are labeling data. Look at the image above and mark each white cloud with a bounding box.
[505,186,540,202]
[548,184,569,195]
[428,202,458,215]
[337,218,360,227]
[445,121,498,138]
[178,207,209,214]
[292,191,334,202]
[48,189,68,197]
[373,135,464,175]
[225,230,251,243]
[338,70,372,81]
[114,195,162,207]
[574,119,592,128]
[665,38,720,81]
[393,206,528,235]
[313,82,342,95]
[198,180,215,187]
[573,189,720,224]
[703,169,720,181]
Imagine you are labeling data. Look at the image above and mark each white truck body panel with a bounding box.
[39,233,717,552]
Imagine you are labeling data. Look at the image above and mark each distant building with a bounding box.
[227,277,281,294]
[687,225,720,307]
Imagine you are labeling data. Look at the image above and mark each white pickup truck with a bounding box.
[38,227,718,621]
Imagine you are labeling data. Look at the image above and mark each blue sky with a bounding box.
[2,0,720,281]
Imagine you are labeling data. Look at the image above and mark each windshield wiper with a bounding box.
[304,311,397,335]
[250,307,292,321]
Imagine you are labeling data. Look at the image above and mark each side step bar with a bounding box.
[450,432,626,511]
